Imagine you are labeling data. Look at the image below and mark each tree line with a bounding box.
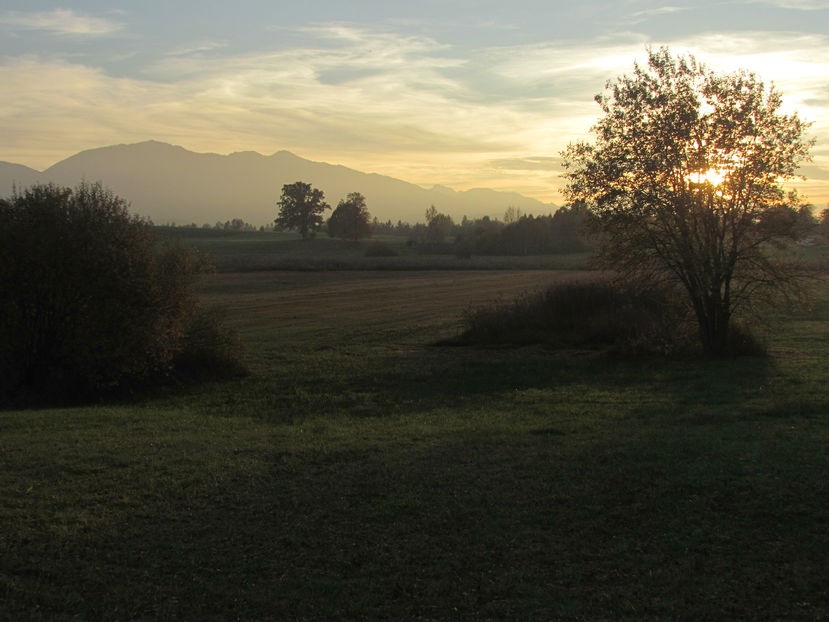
[274,181,592,255]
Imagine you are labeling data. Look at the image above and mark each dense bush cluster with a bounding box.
[460,205,591,256]
[452,277,765,357]
[0,183,244,404]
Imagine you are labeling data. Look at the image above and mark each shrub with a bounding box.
[0,182,243,403]
[172,306,247,381]
[451,276,765,357]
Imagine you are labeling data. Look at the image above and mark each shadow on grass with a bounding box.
[2,334,784,432]
[4,403,827,620]
[210,342,779,426]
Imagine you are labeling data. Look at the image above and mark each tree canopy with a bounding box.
[327,192,372,241]
[562,48,814,355]
[275,181,330,239]
[425,205,454,243]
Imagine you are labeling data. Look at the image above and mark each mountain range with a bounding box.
[0,141,557,225]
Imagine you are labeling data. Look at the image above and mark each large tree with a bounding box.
[562,48,814,355]
[327,192,372,240]
[275,181,330,239]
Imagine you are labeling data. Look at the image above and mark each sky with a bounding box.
[1,0,828,206]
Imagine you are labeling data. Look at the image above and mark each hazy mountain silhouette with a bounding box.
[0,141,556,224]
[0,162,40,192]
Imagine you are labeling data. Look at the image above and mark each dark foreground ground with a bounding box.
[2,252,829,619]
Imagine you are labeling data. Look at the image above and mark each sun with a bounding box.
[687,168,727,186]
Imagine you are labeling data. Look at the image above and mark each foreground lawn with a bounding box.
[2,270,828,620]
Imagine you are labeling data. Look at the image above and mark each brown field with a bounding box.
[201,269,597,349]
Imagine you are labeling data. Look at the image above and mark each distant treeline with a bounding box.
[156,218,264,231]
[156,203,593,256]
[154,201,829,258]
[373,203,592,256]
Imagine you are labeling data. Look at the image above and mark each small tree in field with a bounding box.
[327,192,372,240]
[275,181,330,239]
[562,48,814,355]
[425,205,454,243]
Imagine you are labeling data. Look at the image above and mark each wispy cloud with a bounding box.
[635,5,687,15]
[741,0,829,9]
[0,9,123,36]
[166,40,228,57]
[626,5,688,24]
[490,157,560,171]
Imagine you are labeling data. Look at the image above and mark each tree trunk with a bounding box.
[695,297,731,356]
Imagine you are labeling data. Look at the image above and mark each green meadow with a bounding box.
[2,232,828,620]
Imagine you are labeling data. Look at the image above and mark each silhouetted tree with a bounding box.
[275,181,330,239]
[425,206,454,243]
[562,48,813,355]
[503,206,523,224]
[425,205,438,223]
[327,192,372,240]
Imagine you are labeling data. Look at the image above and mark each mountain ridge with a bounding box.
[0,141,558,224]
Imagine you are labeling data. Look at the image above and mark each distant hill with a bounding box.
[0,162,40,193]
[0,141,557,225]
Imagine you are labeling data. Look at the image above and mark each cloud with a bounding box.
[140,24,508,155]
[634,5,687,15]
[625,5,688,24]
[0,9,123,36]
[798,165,829,180]
[165,40,229,57]
[741,0,829,8]
[490,157,561,171]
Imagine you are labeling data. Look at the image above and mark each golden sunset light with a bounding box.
[687,168,728,186]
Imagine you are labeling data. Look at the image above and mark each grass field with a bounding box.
[2,237,829,620]
[155,228,594,272]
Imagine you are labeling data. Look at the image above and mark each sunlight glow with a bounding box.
[687,168,727,186]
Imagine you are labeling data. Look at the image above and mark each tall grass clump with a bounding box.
[0,182,245,404]
[453,276,766,356]
[172,306,247,381]
[364,241,399,257]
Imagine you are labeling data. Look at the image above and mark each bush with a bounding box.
[451,276,765,357]
[172,306,247,381]
[0,182,243,403]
